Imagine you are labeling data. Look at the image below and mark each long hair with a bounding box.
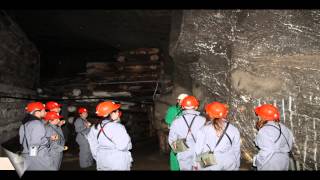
[94,113,113,129]
[205,114,224,132]
[256,119,268,130]
[212,118,224,132]
[94,118,104,129]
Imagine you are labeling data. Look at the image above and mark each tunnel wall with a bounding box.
[0,11,39,155]
[168,10,320,170]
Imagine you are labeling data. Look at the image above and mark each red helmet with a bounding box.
[96,101,121,117]
[181,96,199,109]
[46,101,62,110]
[255,104,280,121]
[78,107,88,114]
[44,111,63,121]
[26,102,45,113]
[205,102,228,119]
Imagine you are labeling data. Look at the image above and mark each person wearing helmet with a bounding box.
[253,104,294,170]
[164,93,188,171]
[168,96,206,170]
[46,101,65,127]
[192,102,240,170]
[46,101,66,166]
[87,101,133,170]
[74,107,94,168]
[19,102,55,170]
[43,111,68,170]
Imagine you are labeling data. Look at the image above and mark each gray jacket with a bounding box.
[19,119,55,170]
[45,123,65,170]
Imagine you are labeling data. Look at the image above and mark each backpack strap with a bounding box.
[97,122,114,144]
[23,124,29,150]
[225,132,233,146]
[215,121,230,148]
[264,123,295,164]
[182,115,197,143]
[263,124,282,143]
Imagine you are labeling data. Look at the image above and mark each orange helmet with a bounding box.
[255,104,280,121]
[78,107,88,114]
[181,96,199,109]
[26,102,45,113]
[44,111,63,121]
[205,102,228,119]
[46,101,62,110]
[96,101,121,117]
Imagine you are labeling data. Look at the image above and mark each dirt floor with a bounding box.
[60,137,252,171]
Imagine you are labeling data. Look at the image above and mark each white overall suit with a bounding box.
[87,119,133,170]
[168,109,206,170]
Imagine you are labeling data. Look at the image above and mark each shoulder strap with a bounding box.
[225,133,233,146]
[97,122,114,144]
[182,115,197,143]
[264,124,282,143]
[23,124,29,150]
[277,125,296,163]
[206,144,212,152]
[215,121,230,148]
[278,125,292,151]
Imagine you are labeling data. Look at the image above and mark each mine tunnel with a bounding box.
[0,10,319,171]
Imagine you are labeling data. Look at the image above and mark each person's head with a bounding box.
[44,111,62,125]
[205,102,228,120]
[254,104,280,129]
[46,101,62,113]
[96,101,121,121]
[176,93,188,106]
[78,107,88,119]
[180,95,199,110]
[25,102,46,118]
[205,102,228,130]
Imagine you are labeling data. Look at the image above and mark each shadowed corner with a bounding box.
[1,137,27,178]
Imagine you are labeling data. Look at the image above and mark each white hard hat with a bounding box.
[177,93,188,100]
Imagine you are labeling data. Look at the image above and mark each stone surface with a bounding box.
[168,10,320,170]
[0,12,39,155]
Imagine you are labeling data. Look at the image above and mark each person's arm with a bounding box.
[192,129,205,170]
[29,122,50,154]
[109,124,131,151]
[232,128,241,169]
[165,106,176,126]
[168,120,179,150]
[254,128,275,168]
[74,119,87,133]
[87,127,97,160]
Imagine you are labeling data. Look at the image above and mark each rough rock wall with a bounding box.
[0,11,39,155]
[168,10,320,170]
[231,10,320,170]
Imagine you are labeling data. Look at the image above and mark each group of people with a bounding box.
[19,100,132,171]
[165,94,294,171]
[19,93,294,171]
[19,101,67,170]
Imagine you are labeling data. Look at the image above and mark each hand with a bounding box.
[58,120,66,126]
[51,134,59,141]
[192,165,199,170]
[63,146,68,151]
[172,142,177,150]
[86,122,92,128]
